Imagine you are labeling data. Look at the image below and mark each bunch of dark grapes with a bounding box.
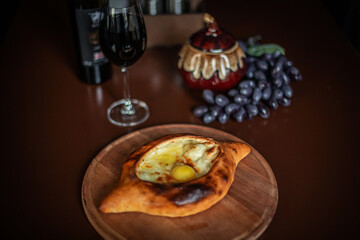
[193,51,302,124]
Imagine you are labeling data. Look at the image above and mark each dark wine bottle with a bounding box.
[69,0,112,84]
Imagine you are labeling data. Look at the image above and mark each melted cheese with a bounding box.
[136,137,220,184]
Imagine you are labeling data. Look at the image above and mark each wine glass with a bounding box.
[99,0,149,126]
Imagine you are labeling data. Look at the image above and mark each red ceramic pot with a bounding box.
[178,14,246,92]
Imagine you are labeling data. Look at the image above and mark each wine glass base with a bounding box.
[107,99,149,127]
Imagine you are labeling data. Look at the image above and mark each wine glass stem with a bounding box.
[120,67,135,115]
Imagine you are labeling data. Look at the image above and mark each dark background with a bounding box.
[0,0,359,55]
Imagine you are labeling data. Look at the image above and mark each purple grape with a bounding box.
[246,64,256,78]
[225,103,240,115]
[257,103,270,119]
[252,88,262,103]
[193,105,208,117]
[256,60,268,71]
[272,88,284,100]
[268,59,275,67]
[202,113,215,124]
[271,70,281,80]
[262,87,272,100]
[287,66,300,75]
[282,84,293,98]
[245,104,258,118]
[246,56,256,64]
[238,40,247,52]
[215,94,229,107]
[203,89,214,104]
[293,73,303,81]
[254,70,267,81]
[234,94,249,105]
[284,59,293,68]
[227,88,239,97]
[287,67,302,81]
[272,77,283,88]
[273,51,282,59]
[272,56,286,76]
[278,97,292,106]
[262,53,273,61]
[210,105,222,117]
[257,80,268,90]
[267,98,279,110]
[239,80,255,89]
[240,87,253,97]
[218,113,229,124]
[281,72,291,85]
[234,107,246,122]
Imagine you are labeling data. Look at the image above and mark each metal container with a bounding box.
[165,0,187,15]
[144,0,163,15]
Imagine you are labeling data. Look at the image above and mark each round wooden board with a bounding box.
[82,124,278,240]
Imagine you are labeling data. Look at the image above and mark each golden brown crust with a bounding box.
[99,134,251,217]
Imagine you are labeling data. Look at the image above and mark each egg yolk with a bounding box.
[171,165,196,183]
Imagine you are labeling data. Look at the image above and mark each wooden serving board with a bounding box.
[82,124,278,240]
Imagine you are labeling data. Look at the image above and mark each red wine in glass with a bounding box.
[99,0,149,126]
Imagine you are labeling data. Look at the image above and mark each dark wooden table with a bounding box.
[1,0,359,239]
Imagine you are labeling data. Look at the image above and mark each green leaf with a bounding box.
[246,44,285,57]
